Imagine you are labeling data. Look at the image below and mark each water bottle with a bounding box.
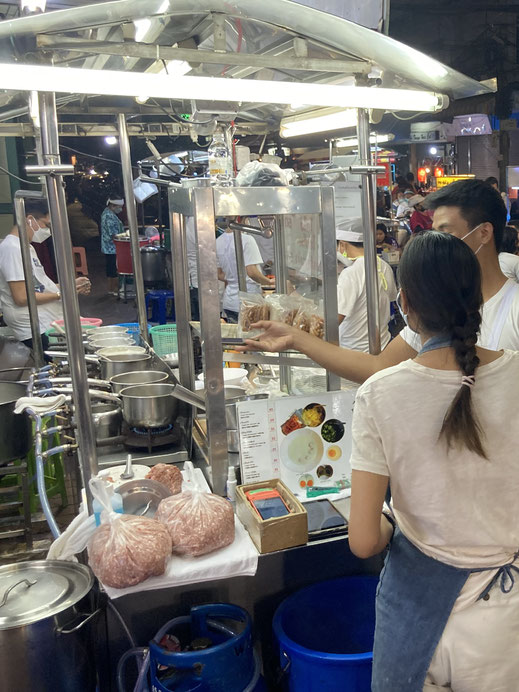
[208,128,232,185]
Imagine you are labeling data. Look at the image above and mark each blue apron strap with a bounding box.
[372,529,471,692]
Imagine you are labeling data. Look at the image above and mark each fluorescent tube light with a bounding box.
[134,18,152,43]
[280,108,358,137]
[0,63,447,113]
[335,133,394,148]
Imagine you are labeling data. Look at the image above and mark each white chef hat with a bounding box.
[336,217,364,243]
[107,197,124,206]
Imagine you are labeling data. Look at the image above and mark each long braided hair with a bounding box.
[399,231,487,458]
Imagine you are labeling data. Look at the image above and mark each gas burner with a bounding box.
[132,424,174,437]
[122,422,181,454]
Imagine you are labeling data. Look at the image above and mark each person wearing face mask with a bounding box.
[0,199,91,352]
[336,220,397,352]
[407,194,433,233]
[100,196,124,296]
[348,231,519,691]
[240,179,519,384]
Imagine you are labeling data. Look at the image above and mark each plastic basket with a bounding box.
[55,317,102,329]
[150,324,177,356]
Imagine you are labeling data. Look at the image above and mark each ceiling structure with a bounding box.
[0,0,491,147]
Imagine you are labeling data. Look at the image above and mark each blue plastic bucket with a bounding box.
[273,576,378,691]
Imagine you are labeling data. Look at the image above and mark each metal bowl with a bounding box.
[91,337,134,351]
[115,478,172,518]
[97,346,146,358]
[89,325,128,336]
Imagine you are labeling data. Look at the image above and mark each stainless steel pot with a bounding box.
[91,401,122,440]
[89,325,128,336]
[110,370,169,394]
[99,353,152,380]
[97,346,146,358]
[140,245,168,284]
[0,560,98,691]
[87,330,129,344]
[118,383,256,429]
[0,382,32,465]
[89,336,134,352]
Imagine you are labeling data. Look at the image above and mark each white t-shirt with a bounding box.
[350,350,519,610]
[337,256,397,352]
[498,252,519,283]
[0,234,62,340]
[400,279,519,352]
[216,231,264,312]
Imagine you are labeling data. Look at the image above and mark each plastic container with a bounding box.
[273,576,378,692]
[150,324,177,357]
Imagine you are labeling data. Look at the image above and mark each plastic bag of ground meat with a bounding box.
[146,463,182,494]
[87,478,171,588]
[155,490,235,557]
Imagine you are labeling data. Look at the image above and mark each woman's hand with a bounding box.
[76,276,91,295]
[240,320,299,353]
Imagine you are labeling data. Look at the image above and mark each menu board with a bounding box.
[237,391,356,497]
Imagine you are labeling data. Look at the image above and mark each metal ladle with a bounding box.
[120,453,134,480]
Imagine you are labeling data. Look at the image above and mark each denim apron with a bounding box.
[372,335,519,691]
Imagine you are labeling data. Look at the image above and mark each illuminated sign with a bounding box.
[435,174,475,188]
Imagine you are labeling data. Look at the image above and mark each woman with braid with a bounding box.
[345,232,519,691]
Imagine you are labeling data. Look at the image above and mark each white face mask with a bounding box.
[460,223,484,255]
[112,206,123,214]
[28,217,51,244]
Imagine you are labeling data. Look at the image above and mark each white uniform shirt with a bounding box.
[498,252,519,283]
[216,231,263,312]
[399,279,519,352]
[0,234,62,340]
[396,200,411,218]
[350,350,519,610]
[337,256,397,352]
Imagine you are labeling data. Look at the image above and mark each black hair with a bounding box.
[501,226,518,254]
[406,172,415,182]
[395,175,406,187]
[399,231,487,458]
[376,223,387,233]
[484,176,499,187]
[24,199,49,219]
[424,178,506,252]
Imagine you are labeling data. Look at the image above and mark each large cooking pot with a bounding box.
[0,560,98,691]
[99,353,152,380]
[119,383,250,429]
[140,245,168,284]
[0,382,32,464]
[109,370,169,394]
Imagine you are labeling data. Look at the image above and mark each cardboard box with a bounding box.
[236,479,308,554]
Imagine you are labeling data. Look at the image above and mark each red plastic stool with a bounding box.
[72,247,88,277]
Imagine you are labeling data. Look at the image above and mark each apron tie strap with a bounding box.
[476,552,519,600]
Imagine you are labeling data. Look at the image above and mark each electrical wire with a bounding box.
[392,111,429,121]
[59,144,123,166]
[0,163,41,185]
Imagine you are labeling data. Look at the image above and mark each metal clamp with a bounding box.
[0,579,37,608]
[56,608,101,635]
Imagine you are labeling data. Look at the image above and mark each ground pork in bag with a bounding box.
[146,463,182,494]
[155,490,235,557]
[88,514,172,588]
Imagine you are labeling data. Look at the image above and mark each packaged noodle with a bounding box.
[239,291,270,337]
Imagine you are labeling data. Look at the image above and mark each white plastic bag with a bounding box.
[87,478,172,588]
[155,466,235,557]
[236,161,295,187]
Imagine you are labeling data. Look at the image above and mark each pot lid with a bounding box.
[0,560,93,630]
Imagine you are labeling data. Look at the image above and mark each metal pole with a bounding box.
[232,228,247,293]
[273,216,291,392]
[117,113,150,344]
[357,108,381,354]
[38,92,98,508]
[14,191,45,368]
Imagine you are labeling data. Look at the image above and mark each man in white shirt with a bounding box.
[0,199,90,352]
[216,225,274,322]
[337,222,397,352]
[396,190,415,219]
[243,179,519,383]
